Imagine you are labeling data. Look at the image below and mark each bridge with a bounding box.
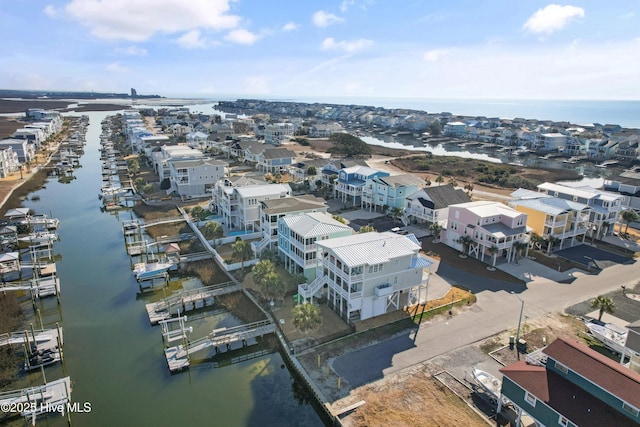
[145,281,240,324]
[163,319,276,372]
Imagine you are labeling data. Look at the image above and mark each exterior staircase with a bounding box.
[251,236,271,256]
[297,275,329,301]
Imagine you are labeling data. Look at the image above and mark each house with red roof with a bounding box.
[499,337,640,427]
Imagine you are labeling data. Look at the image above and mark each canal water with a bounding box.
[13,110,323,426]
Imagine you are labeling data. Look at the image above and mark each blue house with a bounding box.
[335,165,389,206]
[256,147,296,174]
[499,337,640,427]
[361,173,424,212]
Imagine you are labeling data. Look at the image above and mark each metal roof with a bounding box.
[281,212,352,238]
[511,197,590,216]
[316,231,421,267]
[235,183,291,198]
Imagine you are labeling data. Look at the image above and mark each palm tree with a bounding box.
[590,295,615,321]
[487,245,499,267]
[546,236,560,254]
[455,235,473,257]
[600,221,611,239]
[429,222,443,242]
[529,233,544,251]
[202,221,223,240]
[291,303,322,334]
[261,271,284,304]
[620,209,639,235]
[389,207,403,223]
[435,175,445,185]
[358,224,376,233]
[232,238,253,272]
[252,259,275,285]
[513,241,527,264]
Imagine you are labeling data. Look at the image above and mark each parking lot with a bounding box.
[555,244,633,269]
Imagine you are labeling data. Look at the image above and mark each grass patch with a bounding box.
[408,287,476,321]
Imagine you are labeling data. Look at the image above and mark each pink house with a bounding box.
[442,201,530,266]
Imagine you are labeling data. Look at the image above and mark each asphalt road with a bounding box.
[332,258,640,385]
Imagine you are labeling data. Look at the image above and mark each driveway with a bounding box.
[555,244,633,269]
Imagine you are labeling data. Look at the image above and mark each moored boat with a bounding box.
[584,319,627,354]
[132,260,174,280]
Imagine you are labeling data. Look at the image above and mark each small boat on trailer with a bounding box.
[472,367,502,402]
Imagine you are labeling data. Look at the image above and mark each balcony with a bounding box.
[375,283,393,297]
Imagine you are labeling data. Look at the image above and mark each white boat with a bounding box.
[472,367,502,401]
[132,260,173,280]
[584,319,627,354]
[18,232,59,243]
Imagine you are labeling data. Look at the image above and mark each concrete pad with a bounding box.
[496,258,583,285]
[339,209,384,221]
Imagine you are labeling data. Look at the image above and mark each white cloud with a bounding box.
[106,62,128,73]
[312,11,344,28]
[321,37,372,53]
[282,22,299,32]
[340,0,355,13]
[177,30,208,49]
[62,0,240,41]
[523,4,585,35]
[423,49,449,62]
[43,5,58,17]
[224,28,259,45]
[115,46,148,56]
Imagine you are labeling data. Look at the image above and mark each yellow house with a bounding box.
[509,189,591,251]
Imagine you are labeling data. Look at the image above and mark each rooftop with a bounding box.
[281,212,352,238]
[261,195,328,215]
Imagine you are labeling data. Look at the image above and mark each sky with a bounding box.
[1,0,639,100]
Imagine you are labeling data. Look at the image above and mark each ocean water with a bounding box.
[206,95,640,130]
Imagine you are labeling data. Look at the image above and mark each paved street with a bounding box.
[332,256,640,385]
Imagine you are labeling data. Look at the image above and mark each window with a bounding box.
[558,415,568,427]
[555,362,568,374]
[524,391,537,407]
[622,402,639,417]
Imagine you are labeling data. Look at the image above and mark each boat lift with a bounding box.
[0,377,72,425]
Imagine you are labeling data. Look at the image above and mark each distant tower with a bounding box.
[130,88,137,98]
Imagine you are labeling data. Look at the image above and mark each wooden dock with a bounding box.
[0,377,71,423]
[0,327,63,351]
[164,319,276,372]
[145,282,240,324]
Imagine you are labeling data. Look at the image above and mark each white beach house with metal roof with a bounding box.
[298,231,432,322]
[217,183,292,231]
[278,212,353,281]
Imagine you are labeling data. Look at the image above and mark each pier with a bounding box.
[145,281,241,324]
[0,377,72,424]
[163,318,276,372]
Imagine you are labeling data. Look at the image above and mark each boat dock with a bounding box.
[0,327,63,352]
[0,275,61,299]
[145,281,241,324]
[0,377,71,424]
[163,319,276,372]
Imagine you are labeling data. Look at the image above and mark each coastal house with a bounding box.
[0,147,20,178]
[229,139,264,162]
[151,145,205,180]
[298,232,433,322]
[185,131,209,150]
[216,183,291,231]
[622,320,640,374]
[537,182,624,237]
[288,158,325,185]
[531,133,567,152]
[319,159,366,188]
[208,175,266,215]
[256,147,296,174]
[509,189,590,250]
[335,165,390,206]
[278,212,353,281]
[309,123,343,138]
[166,158,227,199]
[586,139,618,161]
[12,128,45,149]
[442,201,529,266]
[252,195,328,255]
[0,138,35,163]
[499,337,640,427]
[263,122,294,145]
[443,121,467,137]
[403,184,471,227]
[361,173,424,212]
[603,167,640,211]
[615,139,640,163]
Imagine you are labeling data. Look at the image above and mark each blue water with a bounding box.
[229,230,251,237]
[202,95,640,129]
